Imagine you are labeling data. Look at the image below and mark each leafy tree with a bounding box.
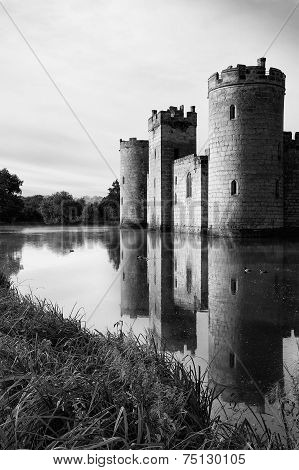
[40,191,84,225]
[21,195,44,223]
[82,181,120,225]
[100,180,120,224]
[81,202,101,225]
[106,180,120,201]
[0,168,24,223]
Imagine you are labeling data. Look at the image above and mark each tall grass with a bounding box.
[0,274,297,449]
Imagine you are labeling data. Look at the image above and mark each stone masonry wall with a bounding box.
[173,154,208,233]
[208,59,285,236]
[284,132,299,229]
[120,138,148,227]
[147,106,197,230]
[147,117,162,230]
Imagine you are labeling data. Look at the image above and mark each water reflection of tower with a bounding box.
[173,235,209,375]
[120,230,149,318]
[147,232,209,377]
[147,232,174,343]
[280,240,299,391]
[208,238,288,408]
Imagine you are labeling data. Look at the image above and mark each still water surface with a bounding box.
[1,225,299,431]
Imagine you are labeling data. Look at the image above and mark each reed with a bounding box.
[0,274,297,450]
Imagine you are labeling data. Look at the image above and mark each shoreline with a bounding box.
[0,277,297,450]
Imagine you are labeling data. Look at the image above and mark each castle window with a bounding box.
[121,197,123,205]
[174,258,177,271]
[186,172,192,198]
[122,176,125,184]
[231,278,238,295]
[175,277,177,288]
[154,178,156,189]
[175,176,177,185]
[123,271,125,281]
[186,267,192,294]
[175,193,177,204]
[230,105,236,120]
[275,180,280,198]
[155,149,157,159]
[174,148,179,158]
[229,352,236,368]
[231,180,238,196]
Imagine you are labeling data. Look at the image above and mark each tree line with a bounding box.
[0,168,120,225]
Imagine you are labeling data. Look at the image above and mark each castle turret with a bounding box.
[147,106,197,231]
[120,138,149,227]
[208,58,286,236]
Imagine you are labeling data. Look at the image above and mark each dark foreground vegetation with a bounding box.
[0,274,298,450]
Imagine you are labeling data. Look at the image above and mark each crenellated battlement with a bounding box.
[120,138,149,149]
[208,58,285,94]
[119,57,299,234]
[148,105,197,131]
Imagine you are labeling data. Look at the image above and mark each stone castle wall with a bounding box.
[284,132,299,229]
[147,115,162,230]
[208,59,286,236]
[147,106,197,231]
[120,138,149,227]
[173,154,208,233]
[119,59,299,235]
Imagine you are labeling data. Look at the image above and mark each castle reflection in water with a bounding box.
[120,230,299,412]
[1,226,298,416]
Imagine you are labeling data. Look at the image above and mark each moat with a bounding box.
[1,225,299,433]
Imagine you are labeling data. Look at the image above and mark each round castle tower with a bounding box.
[208,58,286,236]
[120,138,149,227]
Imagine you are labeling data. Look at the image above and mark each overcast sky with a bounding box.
[0,0,298,197]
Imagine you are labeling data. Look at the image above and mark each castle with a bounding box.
[120,58,299,236]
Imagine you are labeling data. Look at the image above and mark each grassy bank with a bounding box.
[0,274,297,450]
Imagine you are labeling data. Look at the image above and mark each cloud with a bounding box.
[0,0,298,196]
